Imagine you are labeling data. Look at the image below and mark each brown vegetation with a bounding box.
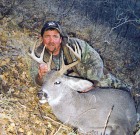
[0,0,140,134]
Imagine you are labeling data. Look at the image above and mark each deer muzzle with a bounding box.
[37,90,48,104]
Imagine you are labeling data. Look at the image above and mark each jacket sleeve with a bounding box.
[69,38,104,82]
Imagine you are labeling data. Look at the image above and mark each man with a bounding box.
[34,21,130,91]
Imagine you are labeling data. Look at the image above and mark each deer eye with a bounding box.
[54,81,61,85]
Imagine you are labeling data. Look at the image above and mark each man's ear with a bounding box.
[67,79,93,91]
[60,36,62,43]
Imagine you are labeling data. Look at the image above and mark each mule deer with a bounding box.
[29,41,137,135]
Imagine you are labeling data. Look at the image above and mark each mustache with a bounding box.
[45,44,56,53]
[48,43,55,46]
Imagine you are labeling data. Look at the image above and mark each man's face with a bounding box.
[42,29,62,55]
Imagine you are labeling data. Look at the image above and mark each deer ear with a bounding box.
[67,79,93,91]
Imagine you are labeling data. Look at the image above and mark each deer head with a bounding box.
[28,40,82,103]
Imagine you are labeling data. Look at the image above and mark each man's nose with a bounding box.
[49,37,54,43]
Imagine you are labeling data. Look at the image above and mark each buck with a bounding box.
[29,42,137,135]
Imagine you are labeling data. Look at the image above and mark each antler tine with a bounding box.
[28,40,52,71]
[58,43,81,75]
[47,52,53,71]
[66,43,81,61]
[28,40,46,64]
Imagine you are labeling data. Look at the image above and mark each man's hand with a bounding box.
[38,63,48,79]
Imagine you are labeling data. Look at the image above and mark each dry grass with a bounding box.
[0,19,139,135]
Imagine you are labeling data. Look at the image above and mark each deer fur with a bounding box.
[40,71,137,135]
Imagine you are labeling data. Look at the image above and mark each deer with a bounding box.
[29,41,137,135]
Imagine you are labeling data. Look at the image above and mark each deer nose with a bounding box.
[37,90,48,102]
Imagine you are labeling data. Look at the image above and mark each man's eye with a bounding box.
[54,81,61,85]
[44,35,49,38]
[54,35,59,38]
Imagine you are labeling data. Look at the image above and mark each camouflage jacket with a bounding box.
[30,37,130,89]
[34,37,104,85]
[66,37,104,81]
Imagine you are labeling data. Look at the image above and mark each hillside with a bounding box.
[0,0,140,134]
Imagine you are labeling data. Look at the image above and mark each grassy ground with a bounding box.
[0,20,139,135]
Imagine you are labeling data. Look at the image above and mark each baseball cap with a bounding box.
[41,21,63,37]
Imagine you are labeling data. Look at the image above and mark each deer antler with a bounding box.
[29,41,81,74]
[58,42,81,75]
[28,40,52,71]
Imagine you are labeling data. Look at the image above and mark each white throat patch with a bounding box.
[49,93,63,106]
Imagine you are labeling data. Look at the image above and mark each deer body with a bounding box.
[29,41,137,134]
[41,71,137,135]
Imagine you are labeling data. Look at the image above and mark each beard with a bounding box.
[46,43,56,52]
[45,43,61,55]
